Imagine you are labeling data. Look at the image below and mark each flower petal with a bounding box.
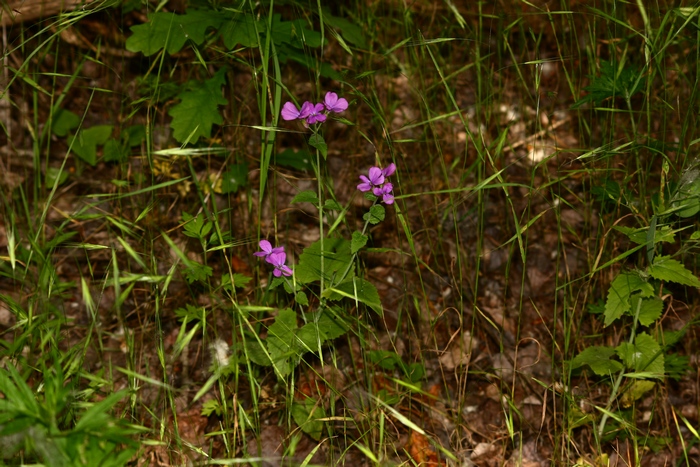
[382,163,396,178]
[280,102,300,121]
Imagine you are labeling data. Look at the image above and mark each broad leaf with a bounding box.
[629,295,663,326]
[351,231,368,254]
[267,309,298,377]
[363,204,386,225]
[70,125,113,166]
[292,397,326,440]
[308,134,328,159]
[126,10,224,56]
[291,190,319,205]
[649,255,700,287]
[571,346,624,376]
[220,13,260,49]
[168,68,228,143]
[295,237,352,285]
[325,276,382,315]
[52,109,79,137]
[220,163,248,194]
[274,148,313,171]
[616,332,665,378]
[604,271,654,326]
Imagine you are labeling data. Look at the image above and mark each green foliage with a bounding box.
[308,134,328,159]
[274,148,313,171]
[572,60,646,108]
[168,68,228,144]
[246,308,349,378]
[70,125,113,166]
[125,10,223,56]
[0,362,139,466]
[291,397,326,441]
[291,190,320,205]
[220,163,249,194]
[182,212,213,242]
[363,204,385,225]
[351,231,368,254]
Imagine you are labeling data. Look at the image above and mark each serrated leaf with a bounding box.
[184,262,212,284]
[572,60,645,109]
[291,190,319,205]
[604,272,654,326]
[221,163,248,194]
[649,255,700,287]
[351,231,368,254]
[308,134,328,159]
[294,237,352,285]
[296,323,322,354]
[571,346,624,376]
[244,337,272,366]
[52,109,79,137]
[70,125,113,166]
[295,291,308,306]
[182,213,212,239]
[168,68,228,144]
[292,398,326,441]
[616,332,665,378]
[363,204,385,225]
[126,10,223,56]
[174,304,206,323]
[629,295,663,326]
[325,276,382,314]
[613,225,675,245]
[220,13,260,49]
[673,177,700,218]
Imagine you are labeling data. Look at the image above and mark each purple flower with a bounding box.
[357,167,385,192]
[266,251,293,277]
[373,182,395,204]
[254,240,285,259]
[381,163,396,178]
[304,103,327,124]
[324,92,348,113]
[281,102,302,121]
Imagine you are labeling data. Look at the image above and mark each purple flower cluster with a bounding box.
[281,92,348,125]
[254,240,292,277]
[357,163,396,204]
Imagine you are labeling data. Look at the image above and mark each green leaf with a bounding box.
[124,124,147,147]
[672,177,700,218]
[267,309,298,377]
[103,138,130,163]
[182,212,213,240]
[291,190,319,205]
[174,304,207,324]
[363,204,386,225]
[324,199,342,211]
[323,11,367,48]
[126,10,224,56]
[184,261,212,284]
[45,166,69,186]
[571,346,624,376]
[291,397,326,441]
[221,273,252,292]
[296,323,322,354]
[70,125,113,166]
[269,14,322,48]
[604,272,654,326]
[620,380,656,407]
[308,134,328,159]
[52,109,79,137]
[168,68,228,144]
[295,291,308,306]
[649,255,700,287]
[274,148,313,171]
[369,350,403,371]
[221,163,248,194]
[572,60,645,109]
[311,307,350,340]
[630,296,663,326]
[616,332,665,378]
[613,225,675,245]
[295,237,353,285]
[220,13,260,49]
[325,276,382,314]
[351,231,368,254]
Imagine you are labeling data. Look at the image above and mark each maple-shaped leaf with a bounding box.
[168,68,228,144]
[126,10,224,56]
[220,13,260,49]
[604,271,654,326]
[572,60,645,109]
